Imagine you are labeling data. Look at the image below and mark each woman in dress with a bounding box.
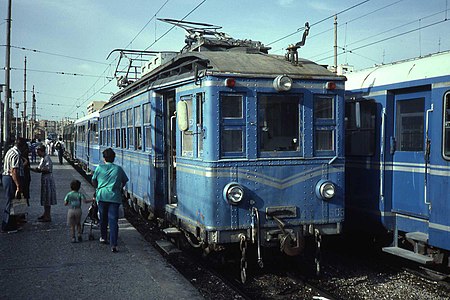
[31,145,57,222]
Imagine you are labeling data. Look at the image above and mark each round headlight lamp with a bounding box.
[273,75,293,92]
[223,182,245,205]
[315,179,336,200]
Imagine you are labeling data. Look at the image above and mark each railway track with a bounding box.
[67,156,449,299]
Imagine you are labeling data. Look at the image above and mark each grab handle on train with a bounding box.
[390,136,396,155]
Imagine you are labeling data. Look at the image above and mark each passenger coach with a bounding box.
[73,111,100,174]
[345,51,450,268]
[75,20,346,281]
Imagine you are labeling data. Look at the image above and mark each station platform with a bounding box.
[0,159,204,299]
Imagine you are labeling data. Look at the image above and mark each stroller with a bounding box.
[81,200,99,240]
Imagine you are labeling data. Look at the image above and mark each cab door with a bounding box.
[164,91,177,204]
[391,90,431,218]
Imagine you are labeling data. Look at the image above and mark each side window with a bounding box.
[127,108,133,149]
[443,92,450,159]
[180,95,193,157]
[134,106,142,150]
[115,113,120,147]
[258,94,300,154]
[220,93,245,158]
[345,100,376,156]
[91,121,98,144]
[106,115,110,146]
[121,111,126,148]
[314,95,335,155]
[396,98,424,151]
[143,103,152,152]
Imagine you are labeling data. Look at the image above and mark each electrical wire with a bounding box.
[8,67,103,78]
[4,45,108,65]
[308,9,448,61]
[266,0,370,46]
[144,0,207,51]
[315,18,449,64]
[124,0,170,49]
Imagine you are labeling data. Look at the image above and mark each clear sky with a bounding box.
[1,0,449,121]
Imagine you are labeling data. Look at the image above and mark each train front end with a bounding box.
[170,48,346,279]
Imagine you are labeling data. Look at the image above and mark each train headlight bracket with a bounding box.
[223,182,245,205]
[315,179,336,200]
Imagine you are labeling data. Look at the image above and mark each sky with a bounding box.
[1,0,449,121]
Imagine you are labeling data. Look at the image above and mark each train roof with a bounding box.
[107,49,344,104]
[74,111,99,125]
[173,50,338,77]
[345,50,450,91]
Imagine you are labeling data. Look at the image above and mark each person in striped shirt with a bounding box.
[1,138,27,232]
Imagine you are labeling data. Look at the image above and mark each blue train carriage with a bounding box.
[345,51,450,269]
[73,111,100,174]
[100,20,346,280]
[62,122,75,160]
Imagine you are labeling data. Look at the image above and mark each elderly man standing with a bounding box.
[1,138,27,232]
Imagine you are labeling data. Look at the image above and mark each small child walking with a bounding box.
[64,180,87,243]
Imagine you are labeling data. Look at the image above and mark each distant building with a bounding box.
[330,64,354,75]
[87,101,106,114]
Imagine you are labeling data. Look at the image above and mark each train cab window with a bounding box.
[396,98,424,151]
[220,94,245,157]
[345,100,376,156]
[443,92,450,159]
[222,94,243,118]
[143,103,152,151]
[314,95,335,154]
[258,94,300,153]
[134,106,142,150]
[314,96,333,119]
[196,93,204,157]
[181,96,194,157]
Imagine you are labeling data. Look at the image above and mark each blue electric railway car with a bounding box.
[345,51,450,268]
[74,20,346,281]
[73,111,100,174]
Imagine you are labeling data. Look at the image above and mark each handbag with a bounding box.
[10,197,28,216]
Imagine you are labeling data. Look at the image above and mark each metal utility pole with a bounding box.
[333,15,338,74]
[31,85,36,140]
[3,0,12,158]
[0,84,4,160]
[23,56,27,139]
[15,102,19,140]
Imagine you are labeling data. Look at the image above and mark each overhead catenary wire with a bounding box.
[266,0,371,46]
[143,0,207,51]
[308,8,450,62]
[8,67,104,78]
[270,0,406,54]
[315,17,450,64]
[66,0,207,119]
[3,45,109,65]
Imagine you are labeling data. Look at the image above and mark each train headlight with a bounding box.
[223,182,245,205]
[315,179,336,200]
[273,75,292,92]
